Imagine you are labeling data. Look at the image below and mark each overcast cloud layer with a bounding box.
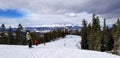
[0,0,120,27]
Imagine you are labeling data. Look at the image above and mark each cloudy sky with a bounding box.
[0,0,120,27]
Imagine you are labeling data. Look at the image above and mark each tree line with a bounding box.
[81,14,120,55]
[0,24,70,45]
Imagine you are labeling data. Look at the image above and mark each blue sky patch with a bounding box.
[0,9,24,18]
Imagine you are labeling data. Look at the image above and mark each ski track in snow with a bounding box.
[0,35,120,58]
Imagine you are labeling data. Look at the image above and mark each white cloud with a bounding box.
[0,12,93,27]
[22,12,93,26]
[0,0,119,15]
[0,0,119,27]
[0,0,92,14]
[0,11,116,27]
[0,18,19,27]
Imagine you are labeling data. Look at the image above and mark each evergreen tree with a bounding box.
[102,19,114,51]
[0,24,6,44]
[88,14,102,51]
[16,24,23,44]
[87,23,94,50]
[94,16,102,51]
[81,19,88,49]
[112,18,120,54]
[8,26,14,44]
[63,28,69,37]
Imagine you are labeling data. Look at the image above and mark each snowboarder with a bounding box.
[26,32,33,48]
[34,39,39,46]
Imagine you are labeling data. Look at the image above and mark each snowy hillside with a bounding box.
[0,35,120,58]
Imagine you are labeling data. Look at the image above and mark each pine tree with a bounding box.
[16,24,23,44]
[0,24,6,44]
[112,18,120,55]
[89,14,102,51]
[87,23,94,50]
[102,19,114,51]
[8,26,14,44]
[81,19,88,49]
[94,16,102,51]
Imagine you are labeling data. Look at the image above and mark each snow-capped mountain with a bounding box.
[0,24,81,33]
[34,24,81,28]
[23,24,81,32]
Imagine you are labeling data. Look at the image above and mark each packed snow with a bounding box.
[0,35,119,58]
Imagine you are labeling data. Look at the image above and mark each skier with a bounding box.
[34,39,39,46]
[26,32,33,48]
[41,34,46,46]
[42,37,46,46]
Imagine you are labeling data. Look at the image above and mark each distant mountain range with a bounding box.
[0,24,81,33]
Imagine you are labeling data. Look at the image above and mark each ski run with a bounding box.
[0,35,120,58]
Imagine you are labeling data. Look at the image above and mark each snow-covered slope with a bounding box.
[45,35,81,48]
[0,35,119,58]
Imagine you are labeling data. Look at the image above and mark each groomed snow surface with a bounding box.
[0,35,120,58]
